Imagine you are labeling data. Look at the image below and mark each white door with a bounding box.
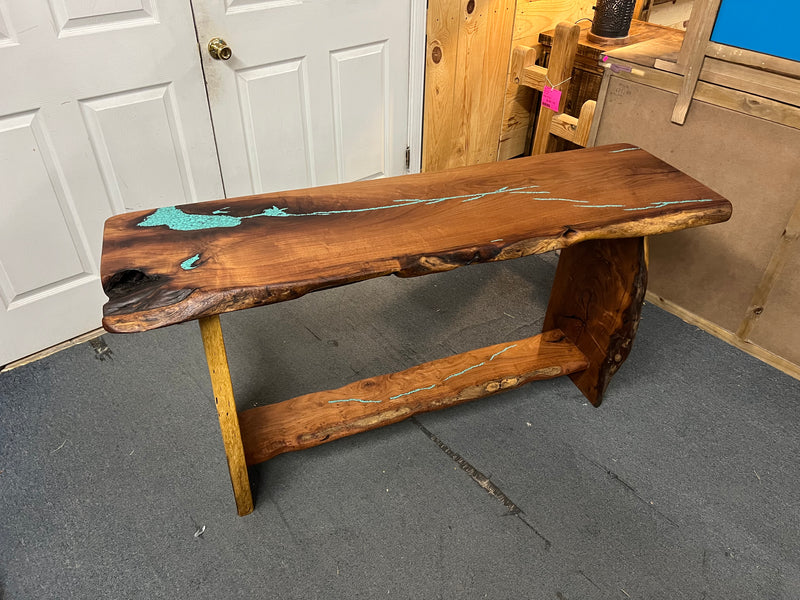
[0,0,422,367]
[0,0,223,366]
[192,0,415,196]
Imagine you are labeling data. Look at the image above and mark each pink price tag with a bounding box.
[541,85,561,111]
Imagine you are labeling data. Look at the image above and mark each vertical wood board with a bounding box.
[530,22,580,155]
[422,0,464,172]
[423,0,516,172]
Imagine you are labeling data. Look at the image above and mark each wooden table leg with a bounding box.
[543,237,647,406]
[198,315,254,516]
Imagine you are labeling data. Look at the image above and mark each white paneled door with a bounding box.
[0,1,223,366]
[0,0,418,366]
[192,0,413,196]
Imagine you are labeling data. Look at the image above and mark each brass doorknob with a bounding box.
[208,38,232,60]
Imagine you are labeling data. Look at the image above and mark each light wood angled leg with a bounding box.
[199,314,254,516]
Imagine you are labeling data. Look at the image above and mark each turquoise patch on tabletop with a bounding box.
[180,253,201,270]
[138,206,244,231]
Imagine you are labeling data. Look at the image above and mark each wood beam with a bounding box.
[549,99,596,146]
[671,0,722,124]
[239,331,589,465]
[531,22,581,155]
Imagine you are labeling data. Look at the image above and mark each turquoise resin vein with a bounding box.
[326,344,519,405]
[137,184,716,232]
[180,254,201,270]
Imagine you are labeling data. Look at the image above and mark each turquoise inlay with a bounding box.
[140,182,705,234]
[328,398,382,404]
[180,253,201,270]
[623,198,714,212]
[577,204,625,209]
[506,186,555,196]
[137,185,554,232]
[609,147,640,153]
[338,342,523,409]
[443,362,485,382]
[389,384,436,400]
[459,186,510,203]
[137,204,294,231]
[517,197,589,204]
[489,344,517,361]
[139,206,244,230]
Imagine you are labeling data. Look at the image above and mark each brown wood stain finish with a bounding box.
[239,330,588,465]
[100,144,732,515]
[101,144,730,333]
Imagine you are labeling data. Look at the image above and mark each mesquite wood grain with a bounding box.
[100,144,731,333]
[544,237,647,406]
[238,330,589,465]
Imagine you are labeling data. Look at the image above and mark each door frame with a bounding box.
[408,0,426,173]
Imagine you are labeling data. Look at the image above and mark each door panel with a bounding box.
[0,110,92,305]
[0,1,15,46]
[330,41,388,182]
[79,84,205,211]
[193,0,411,197]
[224,0,303,16]
[48,0,158,36]
[235,58,315,192]
[0,1,223,366]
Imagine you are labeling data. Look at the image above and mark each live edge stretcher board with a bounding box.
[100,144,732,516]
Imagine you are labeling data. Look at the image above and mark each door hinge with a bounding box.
[405,146,411,171]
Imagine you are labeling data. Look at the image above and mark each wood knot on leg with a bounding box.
[501,377,520,388]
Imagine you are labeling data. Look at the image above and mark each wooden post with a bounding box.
[633,0,649,21]
[198,315,254,516]
[670,0,722,124]
[543,238,647,406]
[531,22,580,155]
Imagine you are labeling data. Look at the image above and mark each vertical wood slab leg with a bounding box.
[543,238,647,406]
[198,315,254,516]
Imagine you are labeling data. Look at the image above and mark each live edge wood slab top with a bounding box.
[100,144,731,333]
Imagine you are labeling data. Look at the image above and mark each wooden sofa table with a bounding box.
[100,144,732,516]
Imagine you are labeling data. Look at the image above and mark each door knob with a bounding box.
[208,38,232,60]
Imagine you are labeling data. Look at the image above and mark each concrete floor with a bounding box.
[1,253,798,599]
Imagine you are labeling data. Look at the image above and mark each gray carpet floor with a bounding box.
[1,253,798,599]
